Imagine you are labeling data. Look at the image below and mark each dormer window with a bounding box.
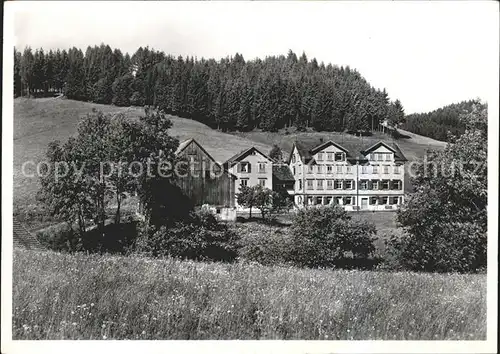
[334,153,344,162]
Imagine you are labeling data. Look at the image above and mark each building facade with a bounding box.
[223,147,274,207]
[288,139,407,211]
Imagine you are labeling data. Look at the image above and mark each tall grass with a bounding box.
[13,249,486,340]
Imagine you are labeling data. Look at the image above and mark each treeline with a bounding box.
[14,44,404,132]
[402,100,479,141]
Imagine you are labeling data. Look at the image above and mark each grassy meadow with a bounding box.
[13,249,486,340]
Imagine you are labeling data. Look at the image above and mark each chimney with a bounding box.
[319,137,324,144]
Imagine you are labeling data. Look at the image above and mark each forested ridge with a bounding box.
[14,44,407,133]
[402,100,480,142]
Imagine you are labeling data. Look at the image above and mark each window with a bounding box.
[307,196,314,205]
[292,155,296,163]
[392,180,402,190]
[307,179,314,190]
[372,165,379,174]
[385,153,392,161]
[394,165,401,174]
[240,162,251,173]
[334,152,344,162]
[298,180,302,190]
[258,178,266,187]
[317,152,324,161]
[317,165,323,174]
[293,166,296,175]
[381,180,390,190]
[370,197,378,205]
[317,179,324,190]
[376,153,383,161]
[345,180,353,189]
[334,180,343,189]
[390,196,399,205]
[258,162,266,173]
[336,165,343,173]
[346,165,352,173]
[325,196,332,205]
[372,181,379,190]
[334,197,342,205]
[327,152,333,161]
[380,196,389,205]
[383,165,390,174]
[326,165,333,174]
[240,179,248,187]
[360,180,368,190]
[316,196,323,205]
[344,196,352,205]
[327,180,333,190]
[361,166,368,174]
[308,165,314,174]
[369,153,375,161]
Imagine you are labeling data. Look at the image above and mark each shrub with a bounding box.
[288,206,377,268]
[385,222,486,273]
[36,223,81,252]
[36,220,139,255]
[135,210,239,262]
[236,224,293,266]
[130,91,145,106]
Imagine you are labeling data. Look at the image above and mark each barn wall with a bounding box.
[177,141,235,207]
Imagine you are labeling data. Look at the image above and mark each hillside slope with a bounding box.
[13,98,271,208]
[13,98,447,208]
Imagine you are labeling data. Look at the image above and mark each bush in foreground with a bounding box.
[135,210,239,262]
[288,206,377,268]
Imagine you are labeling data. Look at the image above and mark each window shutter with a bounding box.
[237,163,241,173]
[368,180,373,190]
[248,163,252,173]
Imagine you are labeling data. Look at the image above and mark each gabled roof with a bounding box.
[290,139,366,164]
[272,164,295,182]
[176,138,238,178]
[177,138,220,165]
[289,138,408,164]
[224,146,275,167]
[361,141,408,162]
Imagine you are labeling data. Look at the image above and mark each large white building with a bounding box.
[287,139,407,211]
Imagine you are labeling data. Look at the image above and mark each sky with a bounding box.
[9,1,499,114]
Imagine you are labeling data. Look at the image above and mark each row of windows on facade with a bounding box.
[298,179,402,190]
[291,152,393,164]
[293,164,402,175]
[240,178,267,187]
[237,162,267,173]
[298,195,402,206]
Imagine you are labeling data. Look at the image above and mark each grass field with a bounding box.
[13,249,486,340]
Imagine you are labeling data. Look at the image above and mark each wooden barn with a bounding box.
[176,138,237,208]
